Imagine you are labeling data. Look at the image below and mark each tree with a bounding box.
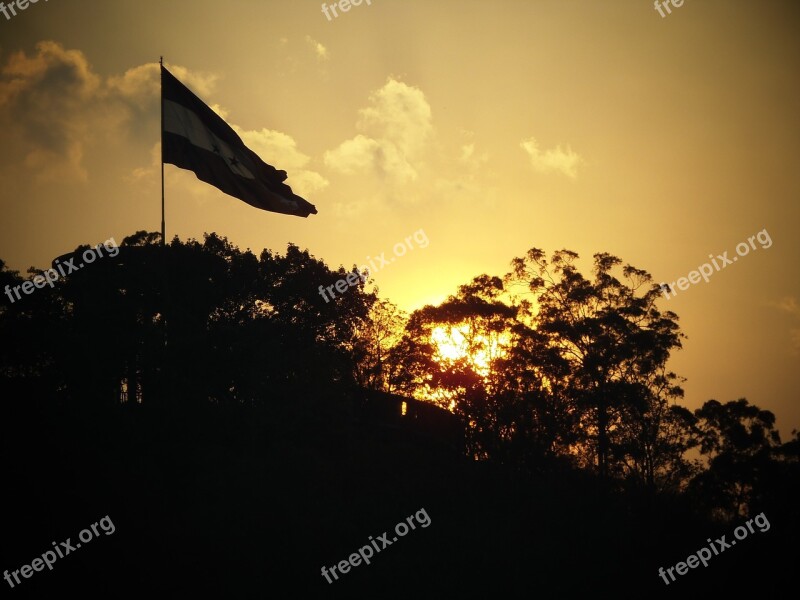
[506,248,686,482]
[350,298,407,392]
[390,275,531,460]
[689,399,782,520]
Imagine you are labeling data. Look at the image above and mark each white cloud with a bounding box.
[520,137,582,178]
[459,143,489,167]
[237,127,328,197]
[305,36,329,61]
[357,78,432,156]
[325,134,418,183]
[324,77,432,185]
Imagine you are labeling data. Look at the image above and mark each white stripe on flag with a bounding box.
[163,99,255,180]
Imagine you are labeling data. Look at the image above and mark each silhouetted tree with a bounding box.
[351,298,406,392]
[689,398,782,520]
[506,248,685,482]
[391,275,534,460]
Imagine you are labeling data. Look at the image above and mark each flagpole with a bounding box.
[160,56,165,248]
[159,56,169,404]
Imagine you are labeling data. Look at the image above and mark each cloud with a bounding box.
[107,62,218,110]
[433,130,495,207]
[325,104,497,215]
[0,41,324,196]
[274,36,330,77]
[305,36,329,61]
[770,296,800,352]
[792,330,800,351]
[325,134,418,182]
[772,296,800,317]
[520,137,582,178]
[23,142,88,184]
[237,127,328,197]
[126,142,161,184]
[357,78,433,156]
[0,41,104,183]
[324,77,432,184]
[0,42,174,183]
[459,143,489,168]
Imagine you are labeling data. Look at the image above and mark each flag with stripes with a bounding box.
[161,66,317,218]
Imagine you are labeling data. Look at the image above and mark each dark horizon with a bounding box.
[2,230,798,595]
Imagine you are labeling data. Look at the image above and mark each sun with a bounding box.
[430,325,507,376]
[416,325,511,412]
[431,325,468,361]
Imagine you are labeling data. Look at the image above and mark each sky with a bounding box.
[1,0,798,434]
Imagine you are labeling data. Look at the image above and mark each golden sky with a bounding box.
[1,0,799,431]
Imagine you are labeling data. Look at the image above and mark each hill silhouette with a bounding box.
[1,232,797,597]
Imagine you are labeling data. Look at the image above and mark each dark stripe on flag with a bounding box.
[161,66,317,218]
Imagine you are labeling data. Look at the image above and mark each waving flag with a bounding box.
[161,66,317,217]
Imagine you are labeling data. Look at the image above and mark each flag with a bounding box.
[161,66,317,217]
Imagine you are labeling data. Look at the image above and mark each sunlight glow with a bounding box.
[430,325,509,377]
